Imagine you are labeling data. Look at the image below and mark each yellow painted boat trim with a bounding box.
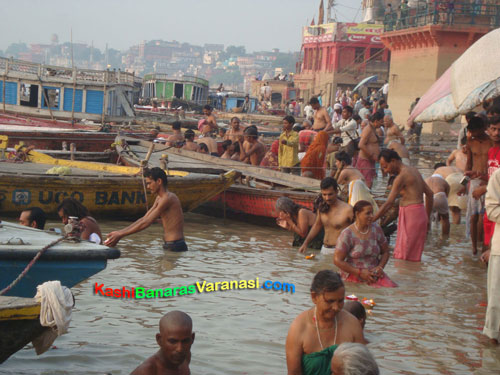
[0,304,41,321]
[26,150,188,177]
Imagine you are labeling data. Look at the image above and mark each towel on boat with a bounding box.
[348,179,378,213]
[394,203,428,262]
[33,280,74,354]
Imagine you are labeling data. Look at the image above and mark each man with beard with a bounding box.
[131,311,195,375]
[299,177,353,255]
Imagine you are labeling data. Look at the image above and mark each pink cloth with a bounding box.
[394,203,428,262]
[344,273,397,288]
[198,119,206,132]
[355,157,376,187]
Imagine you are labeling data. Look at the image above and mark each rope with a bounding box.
[0,236,68,296]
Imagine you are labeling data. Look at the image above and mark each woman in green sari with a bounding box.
[285,270,364,375]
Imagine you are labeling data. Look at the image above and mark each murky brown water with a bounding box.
[2,135,500,374]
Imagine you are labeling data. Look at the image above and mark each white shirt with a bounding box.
[334,118,358,147]
[382,83,389,95]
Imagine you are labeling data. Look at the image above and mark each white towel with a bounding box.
[32,281,74,354]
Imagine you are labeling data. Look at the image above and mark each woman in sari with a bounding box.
[260,140,279,170]
[301,131,329,179]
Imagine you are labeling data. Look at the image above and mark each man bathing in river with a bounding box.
[425,172,451,236]
[299,177,353,255]
[373,150,433,262]
[105,167,187,251]
[131,311,195,375]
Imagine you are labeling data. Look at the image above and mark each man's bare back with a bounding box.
[241,140,265,165]
[388,140,409,159]
[183,141,199,152]
[196,137,218,154]
[446,149,467,171]
[434,165,461,179]
[131,351,190,375]
[167,133,184,148]
[359,125,379,162]
[337,166,365,186]
[320,200,353,246]
[425,176,450,195]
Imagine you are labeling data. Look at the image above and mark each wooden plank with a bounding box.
[0,296,40,321]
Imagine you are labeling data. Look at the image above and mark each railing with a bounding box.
[383,1,500,32]
[143,73,209,86]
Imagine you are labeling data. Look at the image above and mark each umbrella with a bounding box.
[353,75,378,92]
[409,28,500,124]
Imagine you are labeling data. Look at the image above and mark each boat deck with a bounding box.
[0,161,124,177]
[0,296,40,321]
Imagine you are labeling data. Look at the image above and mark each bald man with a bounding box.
[131,311,195,375]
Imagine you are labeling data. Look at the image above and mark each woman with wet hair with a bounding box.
[275,197,324,249]
[286,270,364,375]
[331,343,379,375]
[334,200,396,287]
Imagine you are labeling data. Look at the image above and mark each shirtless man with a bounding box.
[224,117,245,142]
[425,174,451,236]
[182,130,200,152]
[196,136,219,156]
[202,105,218,134]
[387,139,410,165]
[383,115,404,145]
[446,139,468,171]
[57,198,102,244]
[310,97,333,133]
[465,116,492,254]
[373,149,433,262]
[105,167,187,251]
[131,311,194,375]
[434,164,467,224]
[299,177,353,254]
[167,121,185,148]
[239,126,266,165]
[356,112,383,188]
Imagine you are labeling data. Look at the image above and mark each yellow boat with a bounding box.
[0,151,238,219]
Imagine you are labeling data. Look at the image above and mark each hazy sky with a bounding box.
[2,0,362,53]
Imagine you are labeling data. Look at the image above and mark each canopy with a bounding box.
[353,75,378,93]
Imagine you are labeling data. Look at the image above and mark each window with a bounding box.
[354,47,366,64]
[370,48,383,61]
[42,87,60,109]
[20,83,38,108]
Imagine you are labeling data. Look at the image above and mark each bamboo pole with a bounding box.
[3,59,8,113]
[71,68,76,125]
[101,70,108,127]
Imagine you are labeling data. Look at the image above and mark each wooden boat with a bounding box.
[0,221,120,298]
[0,296,47,363]
[115,137,398,229]
[0,151,238,218]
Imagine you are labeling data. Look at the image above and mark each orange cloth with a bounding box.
[301,131,329,179]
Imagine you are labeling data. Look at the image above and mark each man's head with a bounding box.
[467,116,486,138]
[320,177,339,205]
[198,143,209,154]
[156,311,195,368]
[465,111,477,124]
[383,115,393,127]
[310,270,345,321]
[143,167,168,193]
[244,126,258,142]
[309,97,320,110]
[172,121,182,131]
[57,198,89,224]
[364,100,371,108]
[302,119,312,129]
[343,300,367,328]
[334,103,343,114]
[378,99,387,109]
[378,149,402,175]
[331,343,379,375]
[230,117,241,130]
[369,112,384,128]
[185,129,195,141]
[488,115,500,144]
[342,106,353,120]
[202,105,212,116]
[434,162,446,170]
[335,151,352,169]
[19,207,46,230]
[283,116,295,131]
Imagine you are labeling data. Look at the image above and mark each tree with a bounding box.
[226,45,246,57]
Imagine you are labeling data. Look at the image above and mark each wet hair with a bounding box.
[467,116,485,131]
[244,126,258,138]
[369,112,384,123]
[309,97,319,105]
[203,104,212,111]
[378,149,401,162]
[352,114,361,122]
[230,116,240,123]
[487,106,500,116]
[465,111,477,123]
[221,139,232,151]
[334,343,379,375]
[185,129,195,140]
[275,197,303,221]
[23,207,46,230]
[489,115,500,126]
[343,105,353,114]
[199,143,209,153]
[335,151,352,166]
[310,270,344,294]
[320,177,338,191]
[219,128,227,135]
[172,121,182,130]
[283,115,295,125]
[434,162,446,170]
[57,198,90,219]
[144,167,168,188]
[343,300,366,322]
[352,200,373,221]
[232,141,241,153]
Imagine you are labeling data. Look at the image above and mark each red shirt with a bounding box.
[299,130,317,151]
[488,146,500,178]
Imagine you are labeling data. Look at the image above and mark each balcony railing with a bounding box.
[383,1,500,32]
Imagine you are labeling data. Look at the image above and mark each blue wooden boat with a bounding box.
[0,221,120,298]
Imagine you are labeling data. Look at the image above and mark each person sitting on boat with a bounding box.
[196,136,218,156]
[260,140,280,170]
[230,141,241,161]
[301,131,329,180]
[57,198,102,244]
[225,117,245,142]
[105,167,187,252]
[220,140,233,159]
[167,121,185,148]
[182,129,200,152]
[19,207,46,230]
[218,127,227,139]
[239,126,265,165]
[275,197,324,250]
[334,200,397,288]
[286,270,364,375]
[131,311,195,375]
[198,143,209,154]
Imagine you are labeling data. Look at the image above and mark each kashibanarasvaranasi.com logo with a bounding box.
[94,278,295,299]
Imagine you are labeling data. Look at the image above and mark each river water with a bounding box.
[2,136,500,374]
